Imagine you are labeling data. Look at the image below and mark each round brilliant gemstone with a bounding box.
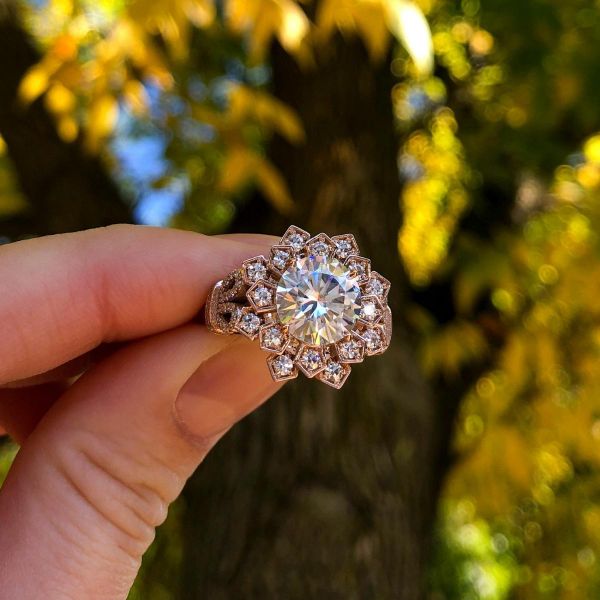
[363,328,383,352]
[273,355,294,377]
[366,278,384,297]
[275,255,361,346]
[272,249,291,271]
[360,300,378,321]
[240,312,261,335]
[348,258,366,278]
[335,239,354,259]
[339,339,362,361]
[253,285,273,307]
[263,326,284,349]
[310,241,329,256]
[300,349,323,372]
[247,262,267,281]
[287,233,306,251]
[323,361,344,383]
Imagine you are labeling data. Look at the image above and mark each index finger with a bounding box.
[0,224,276,385]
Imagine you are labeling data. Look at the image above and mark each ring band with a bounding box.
[205,226,392,389]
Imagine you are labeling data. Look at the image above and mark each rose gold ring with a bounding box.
[205,226,392,389]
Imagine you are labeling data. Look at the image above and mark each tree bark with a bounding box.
[178,38,452,599]
[0,1,130,238]
[0,5,458,595]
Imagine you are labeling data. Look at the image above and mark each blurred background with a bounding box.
[1,0,600,598]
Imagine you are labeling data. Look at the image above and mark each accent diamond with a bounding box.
[311,241,329,255]
[359,296,382,323]
[275,255,362,346]
[337,337,364,363]
[272,249,291,271]
[252,285,273,307]
[332,234,359,260]
[323,361,344,383]
[288,233,306,250]
[298,348,324,374]
[260,324,286,352]
[318,360,351,388]
[362,327,383,354]
[366,278,384,297]
[364,272,390,300]
[247,262,267,282]
[237,311,261,338]
[272,354,294,377]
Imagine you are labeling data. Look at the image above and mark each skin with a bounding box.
[0,224,283,599]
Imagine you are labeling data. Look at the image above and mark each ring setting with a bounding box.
[205,226,392,389]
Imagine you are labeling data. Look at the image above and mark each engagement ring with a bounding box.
[205,226,392,388]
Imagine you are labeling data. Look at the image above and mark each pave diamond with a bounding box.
[332,235,358,260]
[364,272,390,299]
[264,326,283,348]
[359,297,381,322]
[310,241,329,256]
[366,278,384,297]
[272,354,294,377]
[298,348,324,375]
[252,285,273,307]
[335,240,353,258]
[239,312,261,336]
[338,338,364,362]
[272,249,291,271]
[288,233,305,250]
[246,261,267,282]
[275,255,362,346]
[362,328,383,353]
[323,361,344,383]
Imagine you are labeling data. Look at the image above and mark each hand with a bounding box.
[0,225,282,599]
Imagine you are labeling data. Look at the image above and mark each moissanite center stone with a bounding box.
[275,255,361,346]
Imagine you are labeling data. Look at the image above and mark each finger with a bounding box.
[0,383,67,444]
[2,343,123,389]
[0,225,276,385]
[0,324,281,599]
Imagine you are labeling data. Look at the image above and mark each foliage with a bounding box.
[3,0,600,598]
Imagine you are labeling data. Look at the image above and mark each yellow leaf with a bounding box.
[228,84,305,143]
[19,64,50,105]
[57,116,79,142]
[219,147,257,192]
[254,156,295,215]
[385,0,433,77]
[51,34,78,61]
[277,0,310,54]
[254,93,305,144]
[353,1,391,61]
[226,0,309,61]
[123,79,149,115]
[219,147,295,214]
[186,0,216,28]
[315,0,357,39]
[86,94,119,151]
[45,83,76,114]
[584,134,600,164]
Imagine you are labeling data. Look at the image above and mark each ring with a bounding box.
[205,226,392,389]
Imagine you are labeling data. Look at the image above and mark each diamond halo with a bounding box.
[205,226,392,389]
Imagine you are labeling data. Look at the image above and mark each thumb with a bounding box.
[0,325,281,599]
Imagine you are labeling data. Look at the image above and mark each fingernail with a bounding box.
[173,338,278,441]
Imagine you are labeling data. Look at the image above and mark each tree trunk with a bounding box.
[178,38,451,599]
[0,1,130,238]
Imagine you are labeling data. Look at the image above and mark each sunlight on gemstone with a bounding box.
[275,255,362,346]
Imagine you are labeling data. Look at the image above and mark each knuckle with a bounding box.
[52,431,182,561]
